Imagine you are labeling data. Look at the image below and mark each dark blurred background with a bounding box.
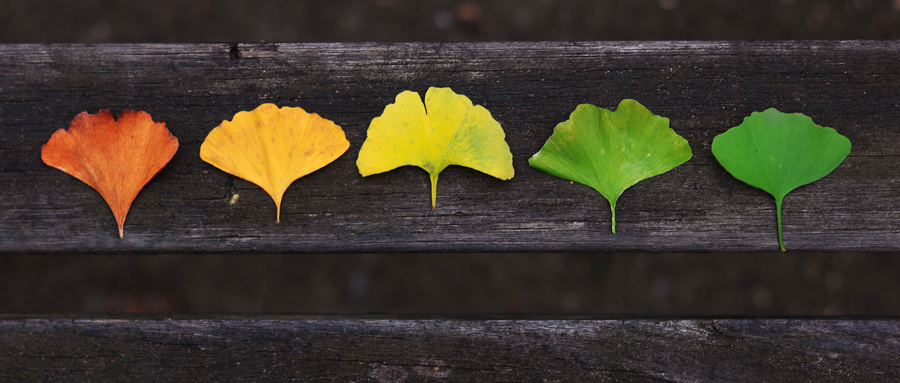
[1,0,899,315]
[3,0,900,42]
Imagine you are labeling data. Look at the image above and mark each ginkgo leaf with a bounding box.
[200,103,349,222]
[528,99,692,233]
[357,87,514,209]
[712,108,851,251]
[41,110,179,238]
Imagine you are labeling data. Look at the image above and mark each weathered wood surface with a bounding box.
[0,317,897,382]
[2,41,899,253]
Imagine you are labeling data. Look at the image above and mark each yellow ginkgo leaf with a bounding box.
[200,103,349,221]
[357,87,514,209]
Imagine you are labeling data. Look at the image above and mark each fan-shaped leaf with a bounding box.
[712,108,851,251]
[529,99,692,233]
[200,103,349,221]
[41,110,179,237]
[357,87,514,209]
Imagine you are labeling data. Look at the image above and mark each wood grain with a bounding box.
[2,42,899,253]
[0,317,897,382]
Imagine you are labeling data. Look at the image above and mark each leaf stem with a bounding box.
[430,173,438,210]
[610,200,616,234]
[775,197,785,252]
[274,194,283,223]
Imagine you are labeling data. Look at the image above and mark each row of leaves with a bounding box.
[41,87,851,251]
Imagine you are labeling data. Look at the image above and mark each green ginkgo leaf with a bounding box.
[528,99,692,233]
[711,108,851,252]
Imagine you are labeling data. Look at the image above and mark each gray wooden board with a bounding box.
[1,41,899,253]
[0,318,897,382]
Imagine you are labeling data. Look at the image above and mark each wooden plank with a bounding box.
[2,42,899,253]
[0,318,897,382]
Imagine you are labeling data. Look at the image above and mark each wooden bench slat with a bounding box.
[2,41,899,253]
[1,318,897,381]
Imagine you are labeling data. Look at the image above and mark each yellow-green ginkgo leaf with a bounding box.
[357,87,514,209]
[529,99,692,233]
[200,103,350,221]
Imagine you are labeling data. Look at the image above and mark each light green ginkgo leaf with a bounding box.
[528,99,692,233]
[712,108,851,252]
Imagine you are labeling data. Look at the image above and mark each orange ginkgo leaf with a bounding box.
[199,103,350,221]
[41,110,179,238]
